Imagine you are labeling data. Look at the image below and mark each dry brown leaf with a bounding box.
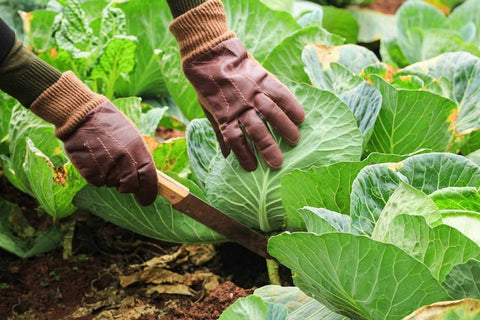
[120,268,183,288]
[184,244,216,266]
[130,244,215,270]
[146,284,195,296]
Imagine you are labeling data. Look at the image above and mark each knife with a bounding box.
[156,172,272,259]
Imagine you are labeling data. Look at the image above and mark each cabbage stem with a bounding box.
[266,259,281,285]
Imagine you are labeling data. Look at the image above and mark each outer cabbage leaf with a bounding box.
[430,187,480,214]
[159,46,204,121]
[442,259,480,299]
[52,0,97,59]
[339,82,382,148]
[90,36,137,99]
[321,6,359,44]
[8,104,66,195]
[447,0,480,46]
[350,153,480,234]
[268,232,451,320]
[255,285,349,319]
[396,0,445,64]
[441,212,480,247]
[347,9,397,43]
[223,0,301,64]
[371,183,442,238]
[403,299,480,319]
[282,161,366,220]
[73,184,226,244]
[380,38,410,69]
[0,93,15,151]
[367,75,456,154]
[23,139,86,219]
[303,46,363,93]
[152,138,189,174]
[302,44,378,92]
[218,295,269,320]
[376,214,480,282]
[186,119,220,189]
[404,52,480,137]
[203,83,363,232]
[298,207,354,234]
[21,10,58,51]
[281,152,412,229]
[114,0,172,97]
[113,97,166,137]
[461,130,480,156]
[468,150,480,167]
[0,198,61,258]
[260,0,294,12]
[263,26,344,84]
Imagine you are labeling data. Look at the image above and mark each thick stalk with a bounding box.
[61,215,77,260]
[266,258,281,285]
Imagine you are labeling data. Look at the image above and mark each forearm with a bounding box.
[0,18,15,65]
[166,0,208,17]
[0,18,103,138]
[0,18,61,107]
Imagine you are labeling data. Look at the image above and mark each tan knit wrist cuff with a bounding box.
[169,0,235,64]
[30,71,107,139]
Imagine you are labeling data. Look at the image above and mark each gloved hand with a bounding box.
[170,0,305,171]
[30,72,158,206]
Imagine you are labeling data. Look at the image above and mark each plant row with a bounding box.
[1,0,480,318]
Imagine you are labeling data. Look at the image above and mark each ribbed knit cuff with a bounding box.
[0,18,15,64]
[30,71,107,139]
[169,0,235,64]
[0,38,61,107]
[167,0,208,18]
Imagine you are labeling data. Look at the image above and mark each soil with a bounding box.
[362,0,406,15]
[155,127,185,141]
[0,210,286,320]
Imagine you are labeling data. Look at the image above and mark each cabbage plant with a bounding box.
[382,0,480,68]
[266,153,480,319]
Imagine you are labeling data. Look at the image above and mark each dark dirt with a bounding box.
[168,282,253,320]
[362,0,406,14]
[0,209,282,320]
[155,127,185,141]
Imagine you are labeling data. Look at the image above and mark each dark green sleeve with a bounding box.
[167,0,208,18]
[0,18,61,107]
[0,18,15,64]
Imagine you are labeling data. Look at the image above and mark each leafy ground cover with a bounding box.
[2,0,480,319]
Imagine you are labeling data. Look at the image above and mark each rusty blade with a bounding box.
[173,193,272,259]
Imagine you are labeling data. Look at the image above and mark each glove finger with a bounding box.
[261,75,305,125]
[254,93,300,145]
[223,121,257,171]
[240,109,283,170]
[134,160,159,206]
[201,105,230,157]
[117,170,139,194]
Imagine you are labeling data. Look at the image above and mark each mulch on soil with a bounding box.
[0,213,272,320]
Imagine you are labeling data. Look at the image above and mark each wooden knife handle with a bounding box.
[157,171,189,205]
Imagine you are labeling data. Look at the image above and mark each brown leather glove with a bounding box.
[30,72,158,206]
[170,0,305,171]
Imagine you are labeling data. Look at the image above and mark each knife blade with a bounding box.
[156,172,272,259]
